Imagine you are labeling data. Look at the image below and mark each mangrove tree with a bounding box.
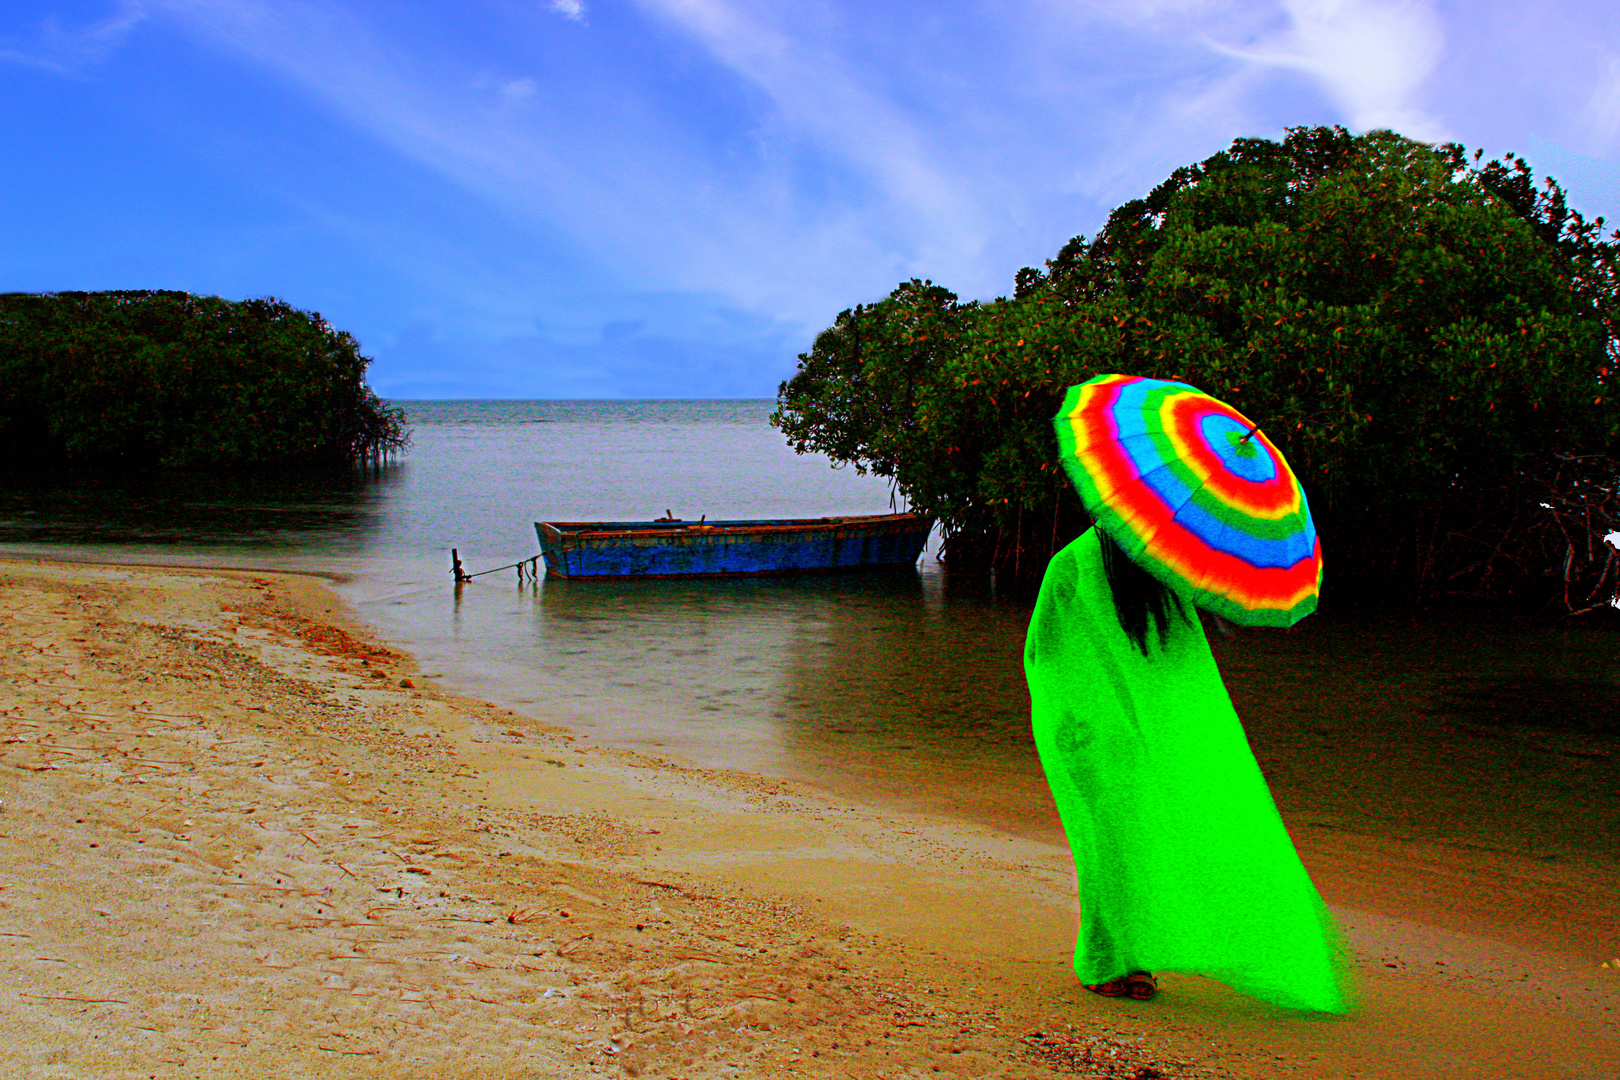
[0,290,406,470]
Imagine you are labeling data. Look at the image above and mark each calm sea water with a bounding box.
[1,400,1616,861]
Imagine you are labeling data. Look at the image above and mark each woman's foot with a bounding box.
[1083,970,1157,1001]
[1123,971,1157,1000]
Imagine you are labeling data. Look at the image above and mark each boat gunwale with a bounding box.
[540,562,924,581]
[536,512,930,543]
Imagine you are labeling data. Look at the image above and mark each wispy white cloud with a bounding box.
[1068,64,1271,210]
[632,0,997,287]
[1075,0,1235,24]
[468,71,544,113]
[128,0,1460,345]
[0,0,148,74]
[550,0,586,22]
[503,76,538,100]
[1206,0,1446,139]
[139,0,924,329]
[1584,56,1620,158]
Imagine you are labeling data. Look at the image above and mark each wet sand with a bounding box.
[1,558,1616,1078]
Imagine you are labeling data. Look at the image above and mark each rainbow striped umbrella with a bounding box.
[1054,373,1321,627]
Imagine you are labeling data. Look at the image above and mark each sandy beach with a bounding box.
[1,557,1616,1079]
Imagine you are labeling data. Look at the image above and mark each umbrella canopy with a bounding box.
[1054,373,1321,627]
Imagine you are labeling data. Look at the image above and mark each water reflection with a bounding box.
[1431,675,1620,733]
[0,464,401,551]
[505,573,1620,863]
[521,567,1060,830]
[529,570,929,722]
[766,573,1059,832]
[523,563,1620,856]
[1212,612,1620,865]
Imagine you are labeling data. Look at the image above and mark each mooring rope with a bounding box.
[451,548,542,583]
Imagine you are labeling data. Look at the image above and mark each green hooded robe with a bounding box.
[1025,528,1349,1013]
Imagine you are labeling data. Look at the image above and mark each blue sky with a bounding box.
[4,1,1619,399]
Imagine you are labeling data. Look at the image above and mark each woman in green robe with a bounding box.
[1025,526,1349,1012]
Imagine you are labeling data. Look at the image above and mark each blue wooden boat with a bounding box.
[534,512,932,579]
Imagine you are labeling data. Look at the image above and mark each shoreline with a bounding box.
[1,555,1616,1078]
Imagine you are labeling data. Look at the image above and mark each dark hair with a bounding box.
[1098,529,1187,656]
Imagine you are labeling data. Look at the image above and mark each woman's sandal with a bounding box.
[1083,970,1157,1001]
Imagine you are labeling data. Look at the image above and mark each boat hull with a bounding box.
[535,513,932,579]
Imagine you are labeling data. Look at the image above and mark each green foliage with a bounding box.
[0,291,406,469]
[774,127,1620,603]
